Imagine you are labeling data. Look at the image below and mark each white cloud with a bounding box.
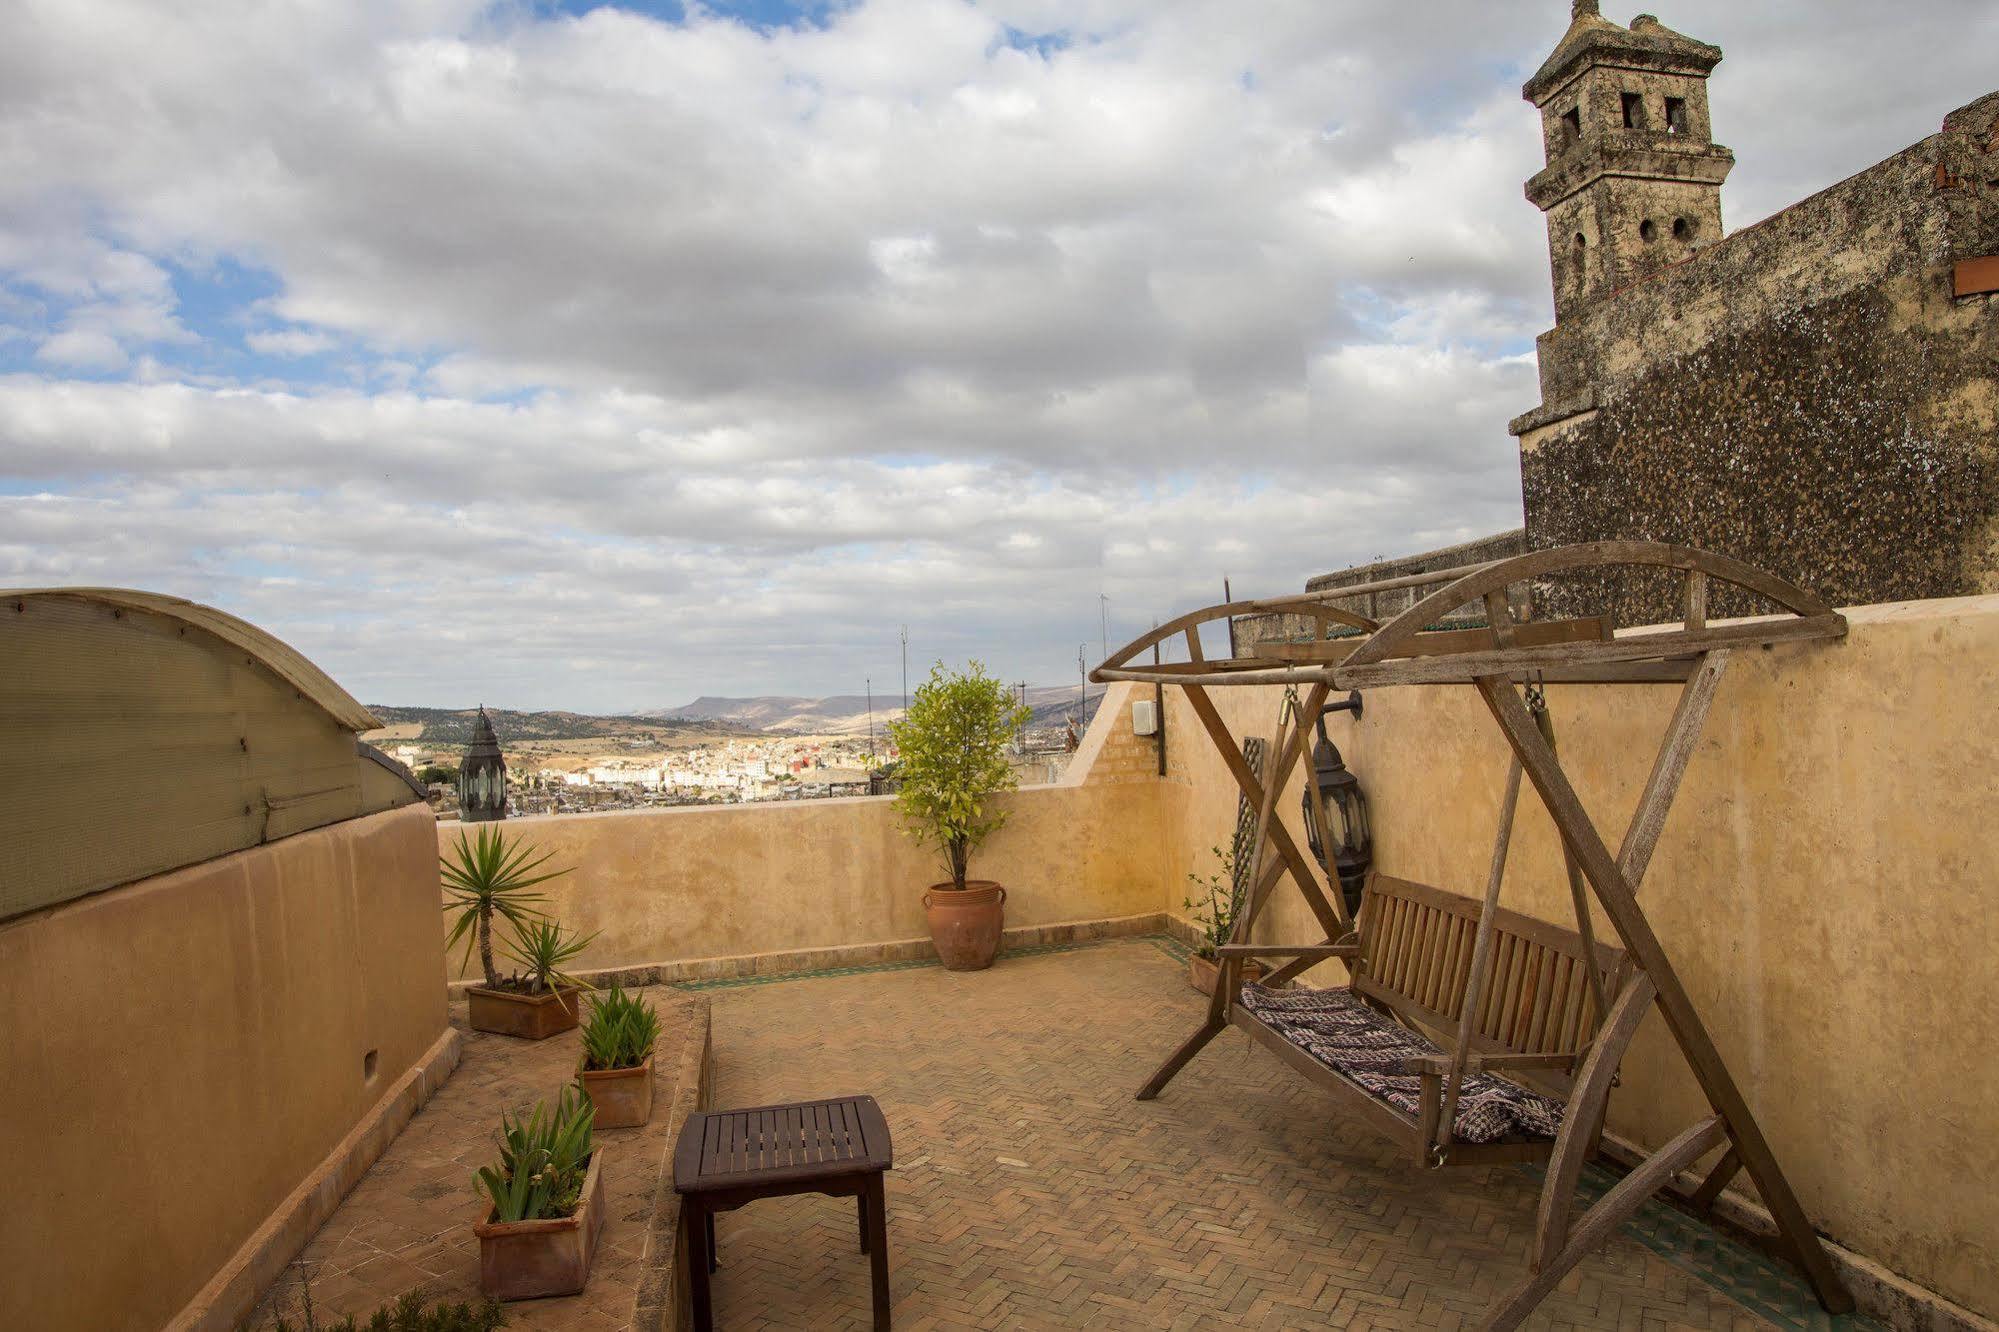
[0,0,1993,707]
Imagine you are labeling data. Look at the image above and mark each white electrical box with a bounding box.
[1130,698,1159,736]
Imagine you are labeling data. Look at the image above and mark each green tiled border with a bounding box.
[1559,1163,1885,1330]
[680,932,1893,1329]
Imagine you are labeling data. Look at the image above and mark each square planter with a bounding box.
[1188,953,1265,997]
[474,1147,607,1301]
[468,984,583,1040]
[576,1053,654,1129]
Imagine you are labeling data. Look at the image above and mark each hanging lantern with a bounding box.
[1302,696,1370,919]
[460,705,508,823]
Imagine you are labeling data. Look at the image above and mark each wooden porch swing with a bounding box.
[1091,541,1856,1330]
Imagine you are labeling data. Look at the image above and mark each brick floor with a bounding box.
[700,938,1791,1331]
[249,990,702,1332]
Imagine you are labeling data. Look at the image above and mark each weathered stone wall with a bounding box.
[1514,92,1999,624]
[1233,529,1526,656]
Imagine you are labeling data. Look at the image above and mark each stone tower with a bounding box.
[1523,3,1733,318]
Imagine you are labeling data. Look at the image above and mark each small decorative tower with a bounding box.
[1524,3,1733,318]
[459,705,508,822]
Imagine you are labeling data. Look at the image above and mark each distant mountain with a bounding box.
[645,684,1107,736]
[363,705,751,746]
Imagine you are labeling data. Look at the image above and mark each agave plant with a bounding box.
[475,1085,596,1224]
[500,915,598,1002]
[580,985,662,1072]
[442,826,570,989]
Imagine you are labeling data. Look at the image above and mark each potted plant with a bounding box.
[444,826,579,1038]
[888,660,1033,971]
[1183,844,1265,996]
[575,985,662,1128]
[476,915,598,1040]
[472,1086,605,1301]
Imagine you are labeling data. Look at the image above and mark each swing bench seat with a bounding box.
[1223,873,1626,1167]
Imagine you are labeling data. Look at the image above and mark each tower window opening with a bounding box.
[1640,218,1658,242]
[1673,216,1693,241]
[1665,97,1688,135]
[1561,107,1581,143]
[1621,92,1642,128]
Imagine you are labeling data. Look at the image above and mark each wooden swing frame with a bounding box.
[1092,541,1856,1330]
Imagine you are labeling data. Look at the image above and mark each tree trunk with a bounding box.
[478,907,498,988]
[949,838,969,890]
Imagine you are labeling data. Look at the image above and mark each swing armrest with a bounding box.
[1213,943,1361,960]
[1391,1051,1581,1076]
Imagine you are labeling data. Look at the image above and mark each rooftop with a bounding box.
[253,939,1874,1330]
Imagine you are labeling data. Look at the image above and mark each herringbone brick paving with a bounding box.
[704,939,1788,1331]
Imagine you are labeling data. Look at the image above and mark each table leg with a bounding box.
[706,1209,718,1271]
[864,1173,890,1329]
[686,1200,714,1332]
[858,1187,870,1253]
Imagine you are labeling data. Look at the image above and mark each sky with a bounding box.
[2,1,1994,712]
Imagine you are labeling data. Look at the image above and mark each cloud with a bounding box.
[0,0,1992,708]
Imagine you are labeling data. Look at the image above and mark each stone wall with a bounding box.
[1513,92,1999,624]
[1232,529,1526,656]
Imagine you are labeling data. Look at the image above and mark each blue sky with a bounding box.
[2,0,1994,710]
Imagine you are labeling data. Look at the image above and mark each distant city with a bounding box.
[369,686,1108,818]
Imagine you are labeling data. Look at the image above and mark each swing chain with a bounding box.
[1524,672,1548,717]
[1279,684,1301,725]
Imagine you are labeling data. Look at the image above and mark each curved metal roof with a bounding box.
[0,586,380,732]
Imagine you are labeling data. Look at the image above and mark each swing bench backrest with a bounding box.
[1355,875,1626,1099]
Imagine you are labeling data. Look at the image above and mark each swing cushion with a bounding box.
[1238,983,1567,1144]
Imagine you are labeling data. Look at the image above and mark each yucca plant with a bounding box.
[580,985,661,1072]
[500,915,598,1002]
[475,1085,596,1224]
[442,826,570,989]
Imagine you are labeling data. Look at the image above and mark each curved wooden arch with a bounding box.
[1342,541,1837,673]
[1092,598,1377,683]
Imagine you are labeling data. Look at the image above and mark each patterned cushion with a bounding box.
[1238,983,1566,1145]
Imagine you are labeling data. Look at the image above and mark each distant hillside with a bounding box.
[646,685,1106,736]
[364,705,749,747]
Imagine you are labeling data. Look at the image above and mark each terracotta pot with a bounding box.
[1188,953,1266,997]
[577,1053,654,1129]
[474,1147,607,1300]
[468,984,584,1040]
[923,880,1006,971]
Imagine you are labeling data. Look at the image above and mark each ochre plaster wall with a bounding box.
[1160,598,1999,1317]
[441,758,1176,978]
[0,803,447,1332]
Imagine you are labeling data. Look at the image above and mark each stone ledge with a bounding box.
[166,1025,464,1332]
[633,993,712,1332]
[450,912,1172,994]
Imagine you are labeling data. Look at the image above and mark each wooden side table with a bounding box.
[672,1094,894,1330]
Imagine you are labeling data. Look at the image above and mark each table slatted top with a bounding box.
[674,1094,892,1193]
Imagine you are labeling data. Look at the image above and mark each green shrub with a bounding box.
[475,1085,595,1223]
[1181,844,1244,959]
[498,915,597,998]
[580,984,661,1071]
[886,661,1032,889]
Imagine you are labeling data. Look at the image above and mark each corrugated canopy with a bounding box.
[0,587,381,732]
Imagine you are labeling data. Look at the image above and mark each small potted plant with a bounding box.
[888,661,1033,971]
[575,985,662,1128]
[479,915,598,1040]
[444,826,582,1038]
[473,1086,605,1301]
[1184,844,1265,996]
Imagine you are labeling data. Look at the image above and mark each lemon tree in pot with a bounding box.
[888,660,1032,971]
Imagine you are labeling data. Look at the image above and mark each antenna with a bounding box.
[1077,643,1087,727]
[1098,592,1110,664]
[866,676,874,764]
[899,624,908,718]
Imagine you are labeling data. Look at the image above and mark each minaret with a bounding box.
[1523,3,1733,319]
